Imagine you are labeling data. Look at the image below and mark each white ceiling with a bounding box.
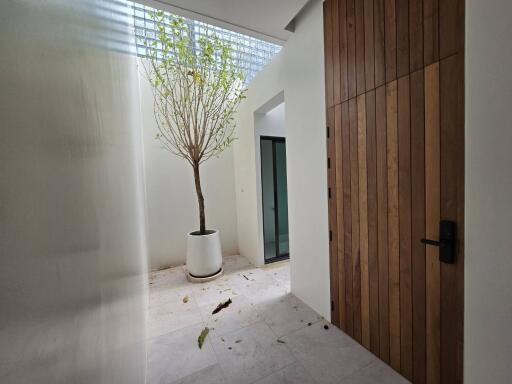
[139,0,310,43]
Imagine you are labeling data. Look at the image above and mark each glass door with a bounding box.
[260,136,289,263]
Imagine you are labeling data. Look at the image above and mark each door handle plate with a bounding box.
[421,220,456,264]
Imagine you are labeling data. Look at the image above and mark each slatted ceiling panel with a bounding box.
[357,94,370,349]
[324,0,464,382]
[397,74,413,381]
[332,0,341,105]
[324,1,334,108]
[385,0,397,82]
[327,107,339,326]
[396,0,410,78]
[409,0,424,72]
[335,103,347,329]
[364,0,375,90]
[374,0,386,87]
[355,0,366,95]
[424,61,440,384]
[346,0,357,98]
[339,0,349,102]
[386,79,401,373]
[410,68,426,384]
[366,89,380,356]
[375,84,390,363]
[350,95,362,343]
[423,0,439,66]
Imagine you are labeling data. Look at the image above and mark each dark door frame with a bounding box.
[260,136,289,263]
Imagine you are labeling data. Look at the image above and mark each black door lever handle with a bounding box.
[420,220,456,264]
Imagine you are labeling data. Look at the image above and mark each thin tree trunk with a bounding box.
[193,162,206,234]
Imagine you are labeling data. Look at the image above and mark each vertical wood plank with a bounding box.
[355,0,366,95]
[374,0,386,87]
[347,0,357,99]
[439,53,464,384]
[350,96,362,342]
[425,62,441,384]
[386,80,401,372]
[344,99,355,336]
[423,0,439,66]
[324,1,334,107]
[376,84,390,363]
[335,104,346,330]
[366,89,380,355]
[340,0,349,101]
[357,94,370,349]
[385,0,397,82]
[327,107,340,326]
[396,0,409,78]
[398,74,412,380]
[411,68,426,384]
[333,0,341,105]
[409,0,424,72]
[439,0,463,59]
[364,0,375,90]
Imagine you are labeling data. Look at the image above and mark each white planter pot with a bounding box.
[186,229,223,279]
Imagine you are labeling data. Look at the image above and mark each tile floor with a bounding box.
[147,255,410,384]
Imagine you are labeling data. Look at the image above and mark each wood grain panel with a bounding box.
[350,96,362,342]
[425,62,440,384]
[364,0,375,90]
[340,0,349,101]
[344,99,356,336]
[398,74,412,381]
[357,94,370,349]
[439,53,464,384]
[327,106,339,326]
[376,84,390,363]
[386,80,401,372]
[335,104,346,329]
[355,0,366,95]
[324,1,334,107]
[409,0,424,72]
[385,0,397,82]
[347,0,357,99]
[396,0,409,78]
[374,0,386,87]
[423,0,439,66]
[439,0,463,59]
[411,69,426,384]
[366,89,380,355]
[333,0,341,105]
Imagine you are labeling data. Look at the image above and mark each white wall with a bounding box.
[0,1,148,383]
[139,70,239,270]
[234,0,331,320]
[465,1,512,383]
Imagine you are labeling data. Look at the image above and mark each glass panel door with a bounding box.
[260,137,289,263]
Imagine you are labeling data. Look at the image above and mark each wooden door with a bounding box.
[324,0,464,383]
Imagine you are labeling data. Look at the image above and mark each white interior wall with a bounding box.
[465,1,512,383]
[234,0,330,320]
[0,1,148,382]
[139,70,239,270]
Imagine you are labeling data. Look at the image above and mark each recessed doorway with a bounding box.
[260,136,289,263]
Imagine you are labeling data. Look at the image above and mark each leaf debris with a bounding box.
[198,327,209,349]
[212,298,232,314]
[182,295,189,303]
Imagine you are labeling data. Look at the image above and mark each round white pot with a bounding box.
[186,229,223,278]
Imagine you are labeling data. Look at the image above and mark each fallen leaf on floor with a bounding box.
[198,327,209,349]
[235,339,242,343]
[242,274,249,280]
[228,347,232,350]
[221,337,225,342]
[307,322,312,326]
[182,296,189,303]
[277,339,286,344]
[324,325,329,330]
[212,298,232,314]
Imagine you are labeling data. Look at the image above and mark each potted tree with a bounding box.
[140,11,246,281]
